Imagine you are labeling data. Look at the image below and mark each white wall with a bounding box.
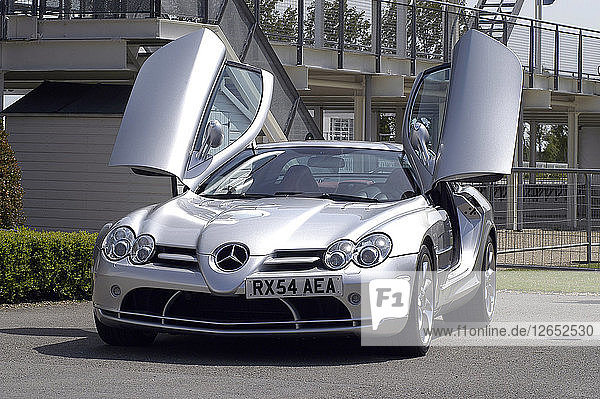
[6,115,173,232]
[579,126,600,169]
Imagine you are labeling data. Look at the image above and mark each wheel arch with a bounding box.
[488,226,497,253]
[421,235,437,271]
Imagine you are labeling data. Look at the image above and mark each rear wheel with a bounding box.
[442,236,496,326]
[94,314,157,346]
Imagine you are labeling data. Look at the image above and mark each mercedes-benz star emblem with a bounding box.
[214,243,250,271]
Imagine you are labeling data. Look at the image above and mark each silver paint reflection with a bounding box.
[110,29,226,179]
[434,29,522,183]
[94,142,497,334]
[402,29,522,192]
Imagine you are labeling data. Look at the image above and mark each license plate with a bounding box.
[245,276,343,298]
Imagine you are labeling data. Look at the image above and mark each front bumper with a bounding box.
[92,253,418,336]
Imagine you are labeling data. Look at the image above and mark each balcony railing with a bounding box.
[2,0,600,90]
[0,0,224,22]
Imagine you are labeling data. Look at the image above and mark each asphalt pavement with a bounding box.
[1,292,599,398]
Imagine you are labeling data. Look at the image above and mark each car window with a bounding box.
[188,64,263,170]
[409,68,450,172]
[202,151,282,195]
[198,147,419,202]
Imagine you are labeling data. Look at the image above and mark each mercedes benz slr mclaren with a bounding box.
[92,28,522,355]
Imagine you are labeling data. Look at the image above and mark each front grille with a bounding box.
[261,249,326,272]
[149,246,329,272]
[116,288,353,331]
[150,245,198,269]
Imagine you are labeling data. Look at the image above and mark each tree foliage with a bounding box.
[305,0,371,49]
[249,0,371,48]
[247,0,299,41]
[382,0,466,56]
[381,2,399,51]
[378,113,397,142]
[542,125,568,162]
[250,0,470,55]
[0,126,25,228]
[524,124,568,163]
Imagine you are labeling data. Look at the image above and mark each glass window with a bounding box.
[409,67,450,172]
[198,147,419,202]
[189,64,263,169]
[326,118,354,141]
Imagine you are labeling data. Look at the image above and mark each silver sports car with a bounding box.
[92,28,522,355]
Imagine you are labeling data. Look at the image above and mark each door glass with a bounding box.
[189,64,263,170]
[409,68,450,173]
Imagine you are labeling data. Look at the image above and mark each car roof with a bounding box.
[256,140,404,152]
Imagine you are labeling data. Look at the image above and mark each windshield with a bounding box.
[197,146,419,202]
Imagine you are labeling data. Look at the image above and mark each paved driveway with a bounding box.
[0,292,599,398]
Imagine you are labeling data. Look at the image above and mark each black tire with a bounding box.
[402,244,436,357]
[366,245,434,357]
[442,236,496,327]
[94,315,157,346]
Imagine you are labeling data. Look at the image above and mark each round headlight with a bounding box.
[358,246,379,266]
[130,235,155,264]
[354,233,392,268]
[102,226,135,261]
[324,239,354,270]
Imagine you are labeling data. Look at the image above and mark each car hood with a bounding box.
[125,191,429,256]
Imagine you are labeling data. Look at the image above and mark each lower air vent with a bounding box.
[116,288,353,331]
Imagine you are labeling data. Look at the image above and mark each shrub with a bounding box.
[0,228,97,304]
[0,127,25,228]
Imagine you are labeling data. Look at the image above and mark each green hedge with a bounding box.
[0,228,97,304]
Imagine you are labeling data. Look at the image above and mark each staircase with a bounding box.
[475,0,525,43]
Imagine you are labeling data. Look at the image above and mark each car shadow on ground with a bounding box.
[0,327,419,366]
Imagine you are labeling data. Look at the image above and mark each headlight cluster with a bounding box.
[324,240,354,270]
[102,226,155,264]
[324,233,392,270]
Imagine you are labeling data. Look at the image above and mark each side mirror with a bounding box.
[196,120,224,162]
[410,120,433,167]
[207,120,224,148]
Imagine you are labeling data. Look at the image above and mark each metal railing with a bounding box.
[3,0,600,89]
[0,0,223,25]
[475,167,600,269]
[241,0,600,87]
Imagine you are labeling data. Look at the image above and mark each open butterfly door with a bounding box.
[402,29,523,192]
[109,28,273,189]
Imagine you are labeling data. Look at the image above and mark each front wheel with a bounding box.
[403,244,435,357]
[442,236,496,326]
[94,314,157,346]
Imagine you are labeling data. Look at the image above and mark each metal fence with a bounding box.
[0,0,224,22]
[475,167,600,269]
[245,0,600,86]
[3,0,600,87]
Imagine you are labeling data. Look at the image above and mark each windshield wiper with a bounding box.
[274,192,381,203]
[202,192,383,202]
[201,193,275,199]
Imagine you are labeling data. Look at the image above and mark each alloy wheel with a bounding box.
[416,253,434,347]
[483,241,496,319]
